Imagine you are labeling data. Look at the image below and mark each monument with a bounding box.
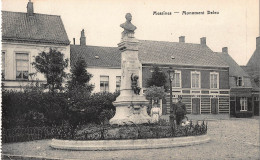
[109,13,151,125]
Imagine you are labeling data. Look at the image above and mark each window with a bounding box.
[1,51,5,79]
[240,97,247,111]
[237,77,243,86]
[210,72,219,89]
[191,71,200,88]
[100,76,109,92]
[116,76,121,91]
[16,53,29,80]
[172,71,181,88]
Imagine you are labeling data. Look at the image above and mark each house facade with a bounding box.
[215,48,253,117]
[241,37,260,116]
[70,31,121,93]
[1,1,70,90]
[71,34,231,115]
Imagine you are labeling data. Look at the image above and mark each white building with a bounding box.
[70,33,121,93]
[1,1,70,90]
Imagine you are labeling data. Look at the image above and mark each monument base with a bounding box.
[109,95,152,125]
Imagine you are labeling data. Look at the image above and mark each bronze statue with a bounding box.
[120,13,137,38]
[131,73,141,95]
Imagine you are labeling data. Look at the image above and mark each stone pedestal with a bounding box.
[109,35,151,125]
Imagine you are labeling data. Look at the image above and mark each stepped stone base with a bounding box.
[110,95,152,125]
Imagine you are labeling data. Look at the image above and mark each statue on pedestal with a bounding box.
[131,73,141,95]
[120,13,137,39]
[109,13,151,125]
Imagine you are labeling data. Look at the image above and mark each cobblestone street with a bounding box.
[2,118,260,160]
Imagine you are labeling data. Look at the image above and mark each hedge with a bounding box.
[2,89,119,129]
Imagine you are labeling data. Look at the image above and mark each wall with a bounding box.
[87,67,121,93]
[142,65,230,90]
[229,76,252,88]
[2,42,70,90]
[142,65,230,114]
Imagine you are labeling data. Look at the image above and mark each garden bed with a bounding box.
[66,120,207,140]
[50,134,210,150]
[50,120,209,150]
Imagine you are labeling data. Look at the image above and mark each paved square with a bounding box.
[2,118,260,160]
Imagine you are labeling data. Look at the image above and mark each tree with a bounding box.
[32,48,68,93]
[144,85,166,103]
[67,57,93,92]
[146,66,167,88]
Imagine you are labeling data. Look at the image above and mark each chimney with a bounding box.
[27,0,34,16]
[179,36,185,43]
[73,38,75,45]
[200,37,206,45]
[222,47,228,53]
[256,37,260,49]
[80,29,86,46]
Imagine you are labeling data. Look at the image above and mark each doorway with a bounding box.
[254,100,259,116]
[211,98,219,114]
[192,98,200,114]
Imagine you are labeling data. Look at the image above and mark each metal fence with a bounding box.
[2,126,67,143]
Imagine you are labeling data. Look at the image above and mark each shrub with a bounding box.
[2,90,69,129]
[2,86,120,136]
[68,120,207,140]
[66,90,119,134]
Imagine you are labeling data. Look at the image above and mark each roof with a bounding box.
[215,52,249,77]
[241,66,259,89]
[71,40,229,68]
[2,11,70,45]
[138,40,228,67]
[246,49,260,75]
[70,45,121,68]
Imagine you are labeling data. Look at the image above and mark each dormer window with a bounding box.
[237,77,243,86]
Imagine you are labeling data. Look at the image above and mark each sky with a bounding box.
[1,0,259,65]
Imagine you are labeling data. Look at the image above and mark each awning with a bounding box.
[230,88,252,97]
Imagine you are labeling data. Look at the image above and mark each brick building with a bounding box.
[140,37,230,115]
[241,37,260,116]
[71,34,231,115]
[215,48,253,117]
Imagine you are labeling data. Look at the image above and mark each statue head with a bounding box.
[125,13,132,22]
[134,75,139,80]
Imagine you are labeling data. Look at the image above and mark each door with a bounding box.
[192,98,200,114]
[230,101,236,117]
[254,101,259,116]
[211,98,218,114]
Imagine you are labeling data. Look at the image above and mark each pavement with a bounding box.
[2,116,260,160]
